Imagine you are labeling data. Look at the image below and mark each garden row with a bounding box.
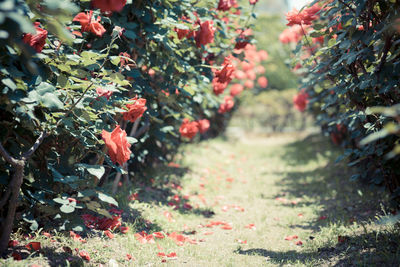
[0,0,268,254]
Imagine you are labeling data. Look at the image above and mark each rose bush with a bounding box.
[0,0,268,254]
[281,0,400,204]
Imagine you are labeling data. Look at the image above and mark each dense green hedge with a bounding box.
[0,0,267,253]
[282,0,400,204]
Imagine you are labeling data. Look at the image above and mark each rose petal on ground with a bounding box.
[203,231,214,235]
[79,250,90,261]
[12,252,22,261]
[221,224,232,230]
[125,253,134,261]
[120,226,130,234]
[245,223,256,230]
[8,240,19,247]
[163,211,175,222]
[284,235,298,241]
[25,242,41,251]
[104,230,114,239]
[318,216,327,220]
[42,232,52,238]
[236,239,247,244]
[295,240,303,246]
[153,232,165,239]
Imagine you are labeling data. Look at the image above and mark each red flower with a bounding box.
[197,119,210,134]
[73,11,106,37]
[235,32,250,50]
[244,80,254,89]
[215,56,235,84]
[217,0,237,11]
[212,79,228,95]
[102,125,132,165]
[293,89,309,112]
[279,25,303,44]
[23,22,48,52]
[249,0,258,4]
[257,77,268,88]
[218,95,235,114]
[96,87,113,100]
[179,118,199,139]
[174,16,195,40]
[286,9,305,26]
[122,97,147,122]
[92,0,127,12]
[195,20,215,47]
[230,84,244,97]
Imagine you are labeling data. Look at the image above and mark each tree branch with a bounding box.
[21,131,48,160]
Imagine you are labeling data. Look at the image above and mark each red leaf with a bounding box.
[79,250,90,261]
[25,242,41,251]
[104,230,114,239]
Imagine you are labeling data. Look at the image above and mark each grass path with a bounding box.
[3,131,400,266]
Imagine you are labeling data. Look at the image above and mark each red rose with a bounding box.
[23,22,48,52]
[73,11,106,37]
[122,97,147,122]
[293,89,309,112]
[244,80,254,89]
[279,25,303,44]
[257,77,268,88]
[102,125,132,165]
[215,56,235,84]
[179,118,199,139]
[212,78,228,95]
[195,20,215,48]
[234,32,250,49]
[174,16,194,39]
[96,87,113,100]
[197,119,210,134]
[249,0,258,4]
[217,0,237,11]
[230,83,244,97]
[92,0,127,12]
[218,95,235,114]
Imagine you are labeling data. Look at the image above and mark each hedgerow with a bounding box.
[282,0,400,205]
[0,0,268,254]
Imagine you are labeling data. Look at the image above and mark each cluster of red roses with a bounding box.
[279,4,322,45]
[179,119,210,140]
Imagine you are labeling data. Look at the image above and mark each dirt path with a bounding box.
[3,132,399,266]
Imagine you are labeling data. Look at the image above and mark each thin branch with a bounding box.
[21,131,48,160]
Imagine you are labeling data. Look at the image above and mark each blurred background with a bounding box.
[230,0,314,135]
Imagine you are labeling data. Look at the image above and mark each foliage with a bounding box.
[282,0,400,203]
[0,0,266,251]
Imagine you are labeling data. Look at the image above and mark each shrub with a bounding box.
[0,0,267,253]
[281,0,400,204]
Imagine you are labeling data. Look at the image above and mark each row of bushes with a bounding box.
[282,0,400,205]
[0,0,268,254]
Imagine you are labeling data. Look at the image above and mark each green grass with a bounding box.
[2,131,400,266]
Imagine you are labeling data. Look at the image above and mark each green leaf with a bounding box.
[41,92,64,110]
[97,192,118,206]
[76,164,105,179]
[60,204,75,213]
